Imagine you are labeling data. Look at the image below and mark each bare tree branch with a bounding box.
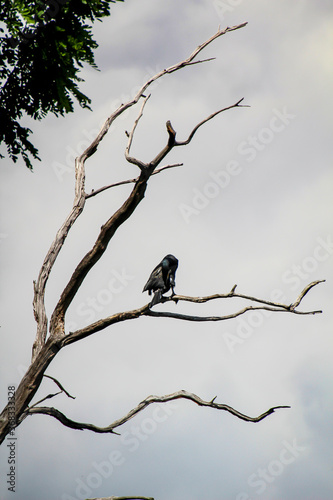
[48,173,150,338]
[85,163,183,199]
[145,305,322,322]
[48,25,249,342]
[89,497,154,500]
[125,94,150,169]
[21,390,290,434]
[31,22,248,360]
[19,406,119,434]
[62,280,323,347]
[29,391,63,409]
[0,27,253,444]
[3,23,324,460]
[50,105,248,338]
[26,375,76,409]
[63,304,151,346]
[32,177,86,361]
[79,23,248,165]
[43,374,75,399]
[166,120,177,146]
[176,98,249,146]
[289,279,325,310]
[164,280,325,309]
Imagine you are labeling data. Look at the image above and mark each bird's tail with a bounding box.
[150,289,162,307]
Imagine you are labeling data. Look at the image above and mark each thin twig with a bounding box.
[29,391,63,409]
[176,98,249,146]
[85,163,183,199]
[186,56,216,65]
[43,374,75,399]
[125,94,150,169]
[28,374,76,409]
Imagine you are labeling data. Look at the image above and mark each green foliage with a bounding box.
[0,0,124,170]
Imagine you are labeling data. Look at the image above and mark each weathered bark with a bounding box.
[0,280,322,444]
[0,24,324,449]
[21,391,290,434]
[0,337,61,444]
[49,171,150,338]
[30,23,247,361]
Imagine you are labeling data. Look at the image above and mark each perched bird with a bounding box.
[143,254,179,307]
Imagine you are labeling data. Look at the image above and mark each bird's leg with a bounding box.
[169,274,176,296]
[169,285,178,304]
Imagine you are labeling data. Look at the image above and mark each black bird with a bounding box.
[143,254,179,307]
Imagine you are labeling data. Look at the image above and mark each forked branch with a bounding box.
[289,279,324,310]
[28,374,75,409]
[32,22,248,361]
[50,103,249,338]
[85,163,183,199]
[62,280,323,347]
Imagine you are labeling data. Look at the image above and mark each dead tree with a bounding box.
[0,23,323,449]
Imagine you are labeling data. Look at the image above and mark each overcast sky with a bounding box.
[1,1,333,499]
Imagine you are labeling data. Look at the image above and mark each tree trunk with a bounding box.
[0,337,61,444]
